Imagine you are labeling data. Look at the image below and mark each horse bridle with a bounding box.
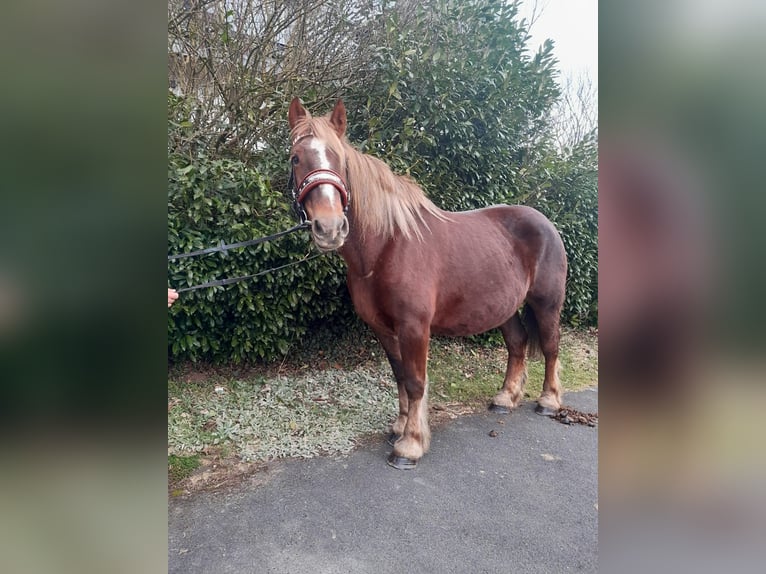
[288,134,351,225]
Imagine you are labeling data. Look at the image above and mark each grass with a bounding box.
[168,366,397,463]
[429,329,598,404]
[168,322,597,488]
[168,454,201,482]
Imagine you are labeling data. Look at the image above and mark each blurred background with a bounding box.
[0,1,168,573]
[600,0,766,571]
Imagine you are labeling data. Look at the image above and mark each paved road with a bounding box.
[169,388,598,574]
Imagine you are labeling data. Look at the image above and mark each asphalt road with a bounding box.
[169,388,598,574]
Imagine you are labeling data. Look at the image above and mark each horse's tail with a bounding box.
[521,304,542,359]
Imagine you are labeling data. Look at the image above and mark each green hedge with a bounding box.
[515,135,599,327]
[167,153,354,363]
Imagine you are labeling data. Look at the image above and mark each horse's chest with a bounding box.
[346,276,391,330]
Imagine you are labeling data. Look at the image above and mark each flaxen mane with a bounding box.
[291,116,447,240]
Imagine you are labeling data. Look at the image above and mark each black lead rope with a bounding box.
[168,216,314,292]
[173,252,322,293]
[167,222,310,261]
[168,163,343,293]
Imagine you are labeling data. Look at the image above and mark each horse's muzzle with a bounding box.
[311,215,349,251]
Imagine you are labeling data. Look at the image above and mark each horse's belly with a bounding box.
[427,258,528,335]
[430,296,521,337]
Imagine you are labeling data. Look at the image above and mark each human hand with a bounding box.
[168,288,179,307]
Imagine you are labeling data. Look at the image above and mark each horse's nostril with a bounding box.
[340,216,350,237]
[312,219,326,235]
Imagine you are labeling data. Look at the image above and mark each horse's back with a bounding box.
[452,204,565,261]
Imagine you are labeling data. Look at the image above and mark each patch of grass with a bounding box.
[168,367,398,463]
[428,339,506,403]
[429,328,598,404]
[168,454,201,482]
[168,327,597,469]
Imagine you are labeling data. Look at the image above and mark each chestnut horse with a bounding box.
[288,98,567,469]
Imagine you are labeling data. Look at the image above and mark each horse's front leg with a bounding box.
[391,380,409,445]
[374,330,409,445]
[387,321,431,470]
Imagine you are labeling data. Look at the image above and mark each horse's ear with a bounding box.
[288,97,310,130]
[329,99,347,137]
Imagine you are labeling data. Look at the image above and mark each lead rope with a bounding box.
[167,222,310,261]
[173,251,322,293]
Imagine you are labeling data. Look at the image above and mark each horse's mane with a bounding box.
[291,115,447,241]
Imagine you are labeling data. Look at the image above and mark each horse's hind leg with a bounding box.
[490,313,528,414]
[527,301,564,416]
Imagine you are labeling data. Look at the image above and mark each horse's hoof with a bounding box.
[386,433,401,446]
[489,403,512,414]
[387,453,418,470]
[535,404,559,417]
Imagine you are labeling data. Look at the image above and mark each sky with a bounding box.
[517,0,598,85]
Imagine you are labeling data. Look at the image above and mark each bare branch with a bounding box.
[550,70,598,152]
[168,0,385,158]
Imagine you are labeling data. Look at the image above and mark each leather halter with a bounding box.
[293,169,349,209]
[289,133,351,224]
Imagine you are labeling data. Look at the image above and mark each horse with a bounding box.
[287,97,568,469]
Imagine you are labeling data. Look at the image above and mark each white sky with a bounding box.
[517,0,598,85]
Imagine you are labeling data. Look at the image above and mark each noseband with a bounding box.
[289,163,351,225]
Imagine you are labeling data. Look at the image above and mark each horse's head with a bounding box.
[288,97,350,252]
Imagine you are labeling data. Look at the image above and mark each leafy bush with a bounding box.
[344,0,560,212]
[521,134,598,326]
[167,152,354,363]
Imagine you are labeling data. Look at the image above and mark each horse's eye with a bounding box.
[291,155,299,165]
